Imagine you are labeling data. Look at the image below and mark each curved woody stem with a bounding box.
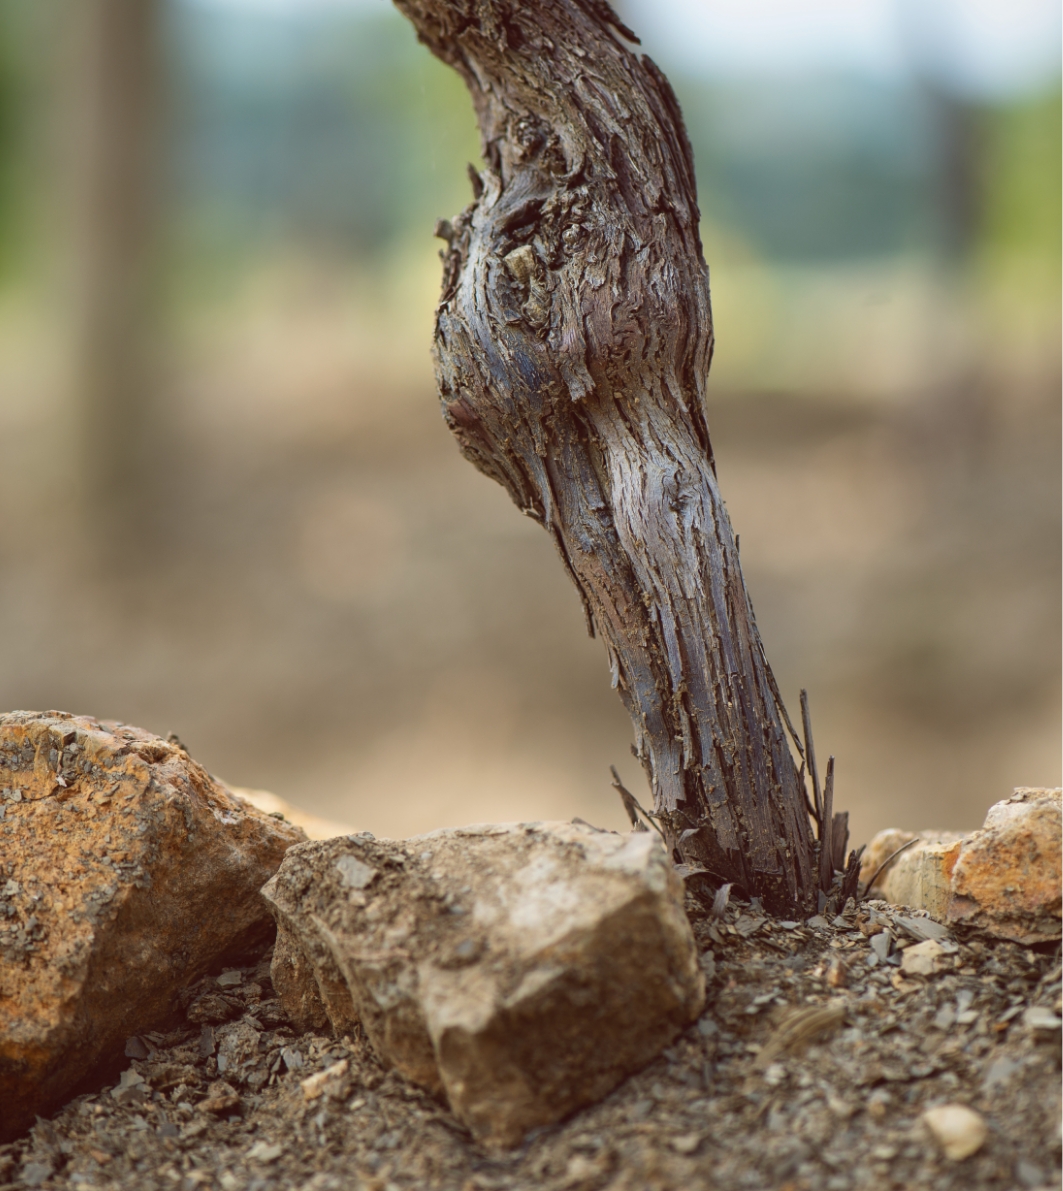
[393,0,821,914]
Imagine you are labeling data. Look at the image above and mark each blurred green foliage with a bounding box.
[0,1,1056,291]
[166,5,481,276]
[675,75,936,262]
[0,1,29,275]
[141,4,1063,282]
[979,87,1061,264]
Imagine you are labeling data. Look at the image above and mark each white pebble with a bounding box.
[922,1103,987,1160]
[246,1141,283,1163]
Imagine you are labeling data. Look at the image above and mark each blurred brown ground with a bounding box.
[0,246,1057,848]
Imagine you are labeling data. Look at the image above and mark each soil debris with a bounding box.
[2,890,1059,1191]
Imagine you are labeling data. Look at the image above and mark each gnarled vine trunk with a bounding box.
[394,0,833,914]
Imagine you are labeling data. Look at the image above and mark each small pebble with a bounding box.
[198,1080,240,1115]
[671,1133,701,1155]
[922,1103,988,1160]
[866,1088,891,1120]
[246,1141,283,1163]
[280,1046,304,1071]
[564,1154,609,1182]
[300,1059,349,1101]
[893,914,949,942]
[982,1055,1022,1092]
[901,939,947,977]
[826,957,848,988]
[109,1069,147,1105]
[124,1035,150,1060]
[1016,1159,1046,1187]
[870,932,891,963]
[199,1025,216,1057]
[1022,1006,1062,1032]
[19,1162,52,1188]
[933,1005,956,1030]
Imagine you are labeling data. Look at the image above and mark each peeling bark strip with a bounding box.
[394,0,819,913]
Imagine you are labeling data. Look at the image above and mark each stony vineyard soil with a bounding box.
[3,895,1059,1191]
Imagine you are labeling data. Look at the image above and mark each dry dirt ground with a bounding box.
[3,893,1059,1191]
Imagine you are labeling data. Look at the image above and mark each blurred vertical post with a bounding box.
[61,0,162,530]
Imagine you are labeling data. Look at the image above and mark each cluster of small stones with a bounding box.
[0,891,1058,1191]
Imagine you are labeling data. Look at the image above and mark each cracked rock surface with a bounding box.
[261,822,705,1146]
[0,712,305,1141]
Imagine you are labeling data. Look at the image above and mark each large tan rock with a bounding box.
[0,711,304,1141]
[860,829,964,921]
[262,821,705,1147]
[860,788,1061,944]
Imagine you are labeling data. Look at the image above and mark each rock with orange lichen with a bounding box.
[947,788,1061,943]
[860,787,1061,944]
[0,711,305,1141]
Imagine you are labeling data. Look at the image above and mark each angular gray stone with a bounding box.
[261,821,705,1146]
[901,938,948,977]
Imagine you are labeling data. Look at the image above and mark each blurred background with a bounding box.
[0,0,1057,844]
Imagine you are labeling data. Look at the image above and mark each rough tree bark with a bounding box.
[393,0,847,915]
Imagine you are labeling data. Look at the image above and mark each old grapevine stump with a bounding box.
[394,0,829,914]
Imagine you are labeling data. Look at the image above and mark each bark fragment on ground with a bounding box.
[5,893,1059,1191]
[0,712,305,1142]
[262,822,704,1146]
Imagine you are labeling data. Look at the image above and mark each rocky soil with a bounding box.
[3,892,1059,1191]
